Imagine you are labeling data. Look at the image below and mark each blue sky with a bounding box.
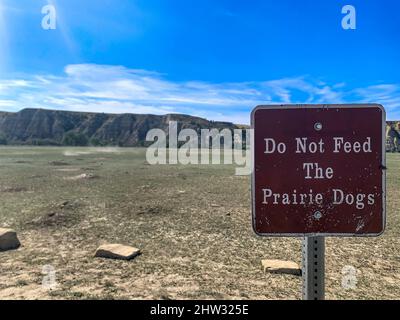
[0,0,399,123]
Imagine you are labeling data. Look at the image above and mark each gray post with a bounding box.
[302,236,325,300]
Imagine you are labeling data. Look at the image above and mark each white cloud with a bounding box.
[0,63,399,124]
[351,84,400,119]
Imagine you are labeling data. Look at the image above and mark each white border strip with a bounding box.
[250,104,386,237]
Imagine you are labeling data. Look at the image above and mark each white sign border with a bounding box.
[250,103,387,237]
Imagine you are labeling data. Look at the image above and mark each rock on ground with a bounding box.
[261,259,301,276]
[95,244,140,260]
[0,228,21,251]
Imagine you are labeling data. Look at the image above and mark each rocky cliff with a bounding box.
[0,108,240,146]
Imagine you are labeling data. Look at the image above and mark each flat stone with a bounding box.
[261,259,301,276]
[0,228,21,251]
[95,244,140,260]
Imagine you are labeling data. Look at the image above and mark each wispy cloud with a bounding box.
[0,63,399,124]
[351,84,400,119]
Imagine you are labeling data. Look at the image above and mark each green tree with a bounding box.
[0,134,8,145]
[62,132,89,146]
[89,137,105,146]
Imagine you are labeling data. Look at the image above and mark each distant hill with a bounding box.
[0,108,397,147]
[0,108,242,147]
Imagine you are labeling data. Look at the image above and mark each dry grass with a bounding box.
[0,147,399,300]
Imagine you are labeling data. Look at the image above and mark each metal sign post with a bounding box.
[302,236,325,300]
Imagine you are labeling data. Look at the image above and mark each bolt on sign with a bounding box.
[251,104,386,236]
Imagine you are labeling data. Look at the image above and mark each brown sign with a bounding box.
[251,104,386,236]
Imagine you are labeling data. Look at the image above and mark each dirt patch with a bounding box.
[54,168,81,172]
[26,201,82,229]
[0,186,28,193]
[63,151,94,157]
[137,205,172,216]
[29,211,79,228]
[63,148,121,157]
[80,167,97,171]
[49,161,70,166]
[64,173,98,181]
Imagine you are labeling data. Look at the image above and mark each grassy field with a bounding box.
[0,147,399,300]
